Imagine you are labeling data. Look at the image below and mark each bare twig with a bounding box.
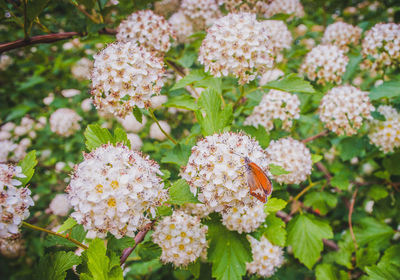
[276,210,339,251]
[349,187,358,250]
[120,221,155,265]
[0,29,116,53]
[302,130,329,143]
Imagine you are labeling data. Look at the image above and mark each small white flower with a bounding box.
[180,203,213,218]
[221,201,266,233]
[117,113,147,133]
[322,22,362,52]
[168,11,194,44]
[261,20,293,57]
[127,133,143,151]
[50,108,82,137]
[81,98,93,112]
[365,200,374,214]
[152,210,208,267]
[180,0,222,31]
[0,235,25,258]
[149,121,171,141]
[264,0,304,20]
[49,194,71,216]
[71,57,93,81]
[61,89,80,98]
[259,69,284,86]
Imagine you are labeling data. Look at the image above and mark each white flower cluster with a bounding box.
[91,42,165,118]
[300,45,348,85]
[117,113,147,133]
[49,194,71,216]
[368,105,400,153]
[67,144,168,238]
[264,0,304,19]
[181,203,213,218]
[149,121,171,141]
[181,132,270,212]
[0,235,24,258]
[220,0,270,15]
[180,0,222,31]
[168,11,194,44]
[116,10,174,53]
[244,90,300,132]
[61,89,80,98]
[261,20,293,57]
[127,133,143,151]
[0,164,33,238]
[50,108,82,137]
[259,69,284,86]
[322,22,362,52]
[198,13,274,85]
[221,201,266,233]
[266,137,312,184]
[246,235,284,277]
[361,23,400,72]
[319,86,374,136]
[154,0,180,17]
[71,57,93,80]
[0,55,13,71]
[152,210,208,267]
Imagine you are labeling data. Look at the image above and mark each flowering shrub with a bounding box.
[1,1,400,279]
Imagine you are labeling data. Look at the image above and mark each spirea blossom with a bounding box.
[300,45,348,85]
[152,210,208,266]
[116,10,174,53]
[0,235,25,258]
[49,194,71,216]
[91,42,165,118]
[266,137,312,184]
[127,133,143,151]
[180,0,222,31]
[0,55,13,71]
[71,57,93,80]
[66,144,168,238]
[368,105,400,153]
[198,13,274,85]
[149,121,171,141]
[264,0,304,19]
[50,108,82,137]
[259,69,284,86]
[246,235,284,277]
[221,201,266,233]
[244,90,300,132]
[117,113,147,133]
[322,22,362,52]
[168,11,194,44]
[0,164,33,238]
[181,203,213,218]
[361,23,400,72]
[261,20,293,56]
[181,132,270,212]
[154,0,180,17]
[220,0,270,15]
[319,86,374,135]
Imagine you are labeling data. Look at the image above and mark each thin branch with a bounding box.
[0,29,116,53]
[315,162,332,182]
[120,221,155,265]
[233,85,246,111]
[302,130,329,143]
[349,187,358,251]
[148,108,178,144]
[276,210,339,251]
[22,221,88,249]
[292,181,317,202]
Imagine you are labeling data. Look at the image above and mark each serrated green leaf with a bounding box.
[330,174,350,190]
[382,153,400,175]
[263,74,315,93]
[354,217,394,250]
[339,137,366,161]
[311,154,323,163]
[84,238,110,279]
[369,80,400,100]
[84,124,114,151]
[113,127,130,148]
[18,150,37,186]
[241,125,270,148]
[269,164,290,176]
[163,95,198,111]
[287,214,333,269]
[161,144,192,166]
[371,110,386,121]
[367,185,388,201]
[27,0,51,22]
[171,70,207,91]
[187,260,201,279]
[343,54,362,82]
[168,179,200,205]
[263,214,286,246]
[194,77,222,94]
[156,205,173,216]
[132,106,143,123]
[356,247,380,270]
[365,245,400,280]
[35,251,81,280]
[206,216,252,280]
[107,236,135,254]
[137,241,162,261]
[264,198,287,213]
[315,263,339,280]
[304,191,338,215]
[57,218,77,233]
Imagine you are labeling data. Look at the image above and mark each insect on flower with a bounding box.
[243,157,273,203]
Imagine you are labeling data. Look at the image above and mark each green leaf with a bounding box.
[171,70,207,91]
[330,174,350,190]
[163,95,198,111]
[177,50,197,68]
[311,154,323,163]
[264,198,287,213]
[367,185,388,201]
[161,143,192,166]
[194,77,222,94]
[342,54,362,82]
[168,179,200,205]
[315,263,339,280]
[287,214,333,269]
[304,191,338,215]
[6,105,32,121]
[137,241,162,261]
[76,0,97,10]
[113,127,130,148]
[132,106,143,123]
[371,110,386,121]
[269,164,290,176]
[27,0,51,22]
[18,150,37,186]
[383,153,400,175]
[365,245,400,280]
[263,214,287,246]
[263,74,315,93]
[156,205,173,216]
[354,217,394,250]
[107,236,135,254]
[35,251,81,280]
[84,124,114,151]
[187,260,201,279]
[241,126,270,148]
[57,218,77,233]
[339,137,366,161]
[356,247,380,270]
[196,89,233,136]
[206,216,252,280]
[369,80,400,100]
